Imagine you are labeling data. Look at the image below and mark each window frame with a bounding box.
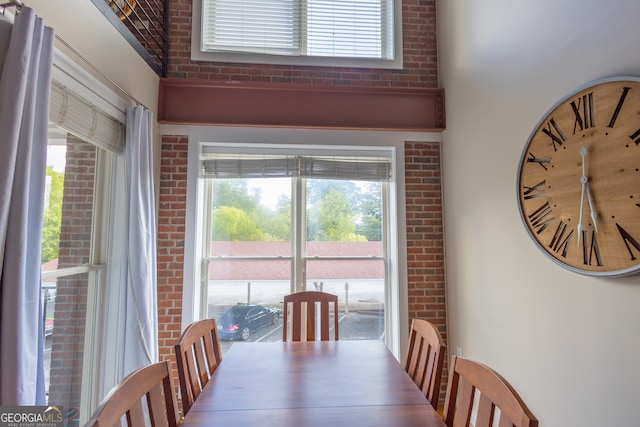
[45,49,130,423]
[190,0,404,69]
[169,125,435,359]
[201,155,391,331]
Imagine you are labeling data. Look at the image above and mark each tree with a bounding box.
[308,186,366,242]
[212,206,265,241]
[253,195,291,241]
[212,180,261,213]
[212,180,291,241]
[355,182,383,241]
[41,166,64,263]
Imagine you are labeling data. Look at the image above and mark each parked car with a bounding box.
[217,304,280,341]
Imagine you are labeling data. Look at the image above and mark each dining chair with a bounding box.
[174,318,223,414]
[443,356,538,427]
[282,291,339,341]
[405,319,446,409]
[85,360,180,427]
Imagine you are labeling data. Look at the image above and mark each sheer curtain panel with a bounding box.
[122,106,158,376]
[0,7,54,405]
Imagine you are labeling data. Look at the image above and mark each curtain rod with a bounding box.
[54,34,146,109]
[0,0,22,13]
[1,0,147,109]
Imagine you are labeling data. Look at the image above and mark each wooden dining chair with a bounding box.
[85,360,180,427]
[174,318,223,414]
[443,356,538,427]
[282,291,339,341]
[405,319,446,409]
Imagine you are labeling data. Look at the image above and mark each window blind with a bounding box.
[201,0,394,60]
[305,0,392,58]
[202,0,300,55]
[49,80,125,154]
[201,154,392,181]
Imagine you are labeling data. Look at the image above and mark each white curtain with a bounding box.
[122,105,158,376]
[0,7,54,405]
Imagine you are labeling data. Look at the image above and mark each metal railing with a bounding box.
[92,0,168,77]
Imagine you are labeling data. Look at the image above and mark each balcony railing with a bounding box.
[92,0,168,77]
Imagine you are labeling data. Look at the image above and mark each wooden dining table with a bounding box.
[180,340,446,427]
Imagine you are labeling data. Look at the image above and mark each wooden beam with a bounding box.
[158,79,445,132]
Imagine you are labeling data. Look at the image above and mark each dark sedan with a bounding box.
[217,304,280,341]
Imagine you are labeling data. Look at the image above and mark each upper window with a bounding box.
[192,0,403,69]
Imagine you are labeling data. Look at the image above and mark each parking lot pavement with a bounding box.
[217,309,385,355]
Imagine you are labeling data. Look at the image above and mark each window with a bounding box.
[192,0,403,69]
[41,49,129,423]
[42,127,113,420]
[182,139,406,355]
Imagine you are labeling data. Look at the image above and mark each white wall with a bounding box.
[27,0,161,185]
[438,1,640,426]
[28,0,158,111]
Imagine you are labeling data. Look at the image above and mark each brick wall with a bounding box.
[48,135,96,411]
[158,0,445,408]
[166,0,438,88]
[157,135,190,381]
[156,137,446,395]
[404,141,447,406]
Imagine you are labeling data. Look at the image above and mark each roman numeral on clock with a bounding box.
[616,224,640,261]
[571,92,594,133]
[629,128,640,146]
[608,87,630,128]
[581,230,603,266]
[549,221,573,257]
[522,180,547,200]
[528,201,555,234]
[541,119,566,151]
[526,153,550,171]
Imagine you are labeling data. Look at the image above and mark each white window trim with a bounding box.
[50,48,130,423]
[161,124,442,360]
[190,0,404,70]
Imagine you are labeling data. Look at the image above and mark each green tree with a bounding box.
[41,166,64,263]
[308,186,366,242]
[355,182,383,241]
[254,195,291,241]
[212,206,265,241]
[212,180,291,241]
[213,180,262,212]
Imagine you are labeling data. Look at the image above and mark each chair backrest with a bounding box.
[405,319,446,408]
[282,291,339,341]
[174,318,223,414]
[443,356,538,427]
[85,361,179,427]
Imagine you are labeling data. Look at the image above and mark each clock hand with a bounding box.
[579,147,599,233]
[577,147,588,246]
[578,176,586,246]
[585,182,598,232]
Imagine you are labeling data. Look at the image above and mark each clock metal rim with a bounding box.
[516,75,640,278]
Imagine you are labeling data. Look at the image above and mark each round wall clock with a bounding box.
[517,76,640,277]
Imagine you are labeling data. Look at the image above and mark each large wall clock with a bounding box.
[517,77,640,277]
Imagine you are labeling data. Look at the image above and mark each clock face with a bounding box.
[517,77,640,277]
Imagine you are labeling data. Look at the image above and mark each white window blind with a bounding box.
[49,81,125,154]
[201,0,394,60]
[202,0,299,55]
[201,154,392,181]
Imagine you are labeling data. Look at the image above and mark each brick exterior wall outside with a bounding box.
[166,0,438,88]
[156,136,446,406]
[48,135,96,411]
